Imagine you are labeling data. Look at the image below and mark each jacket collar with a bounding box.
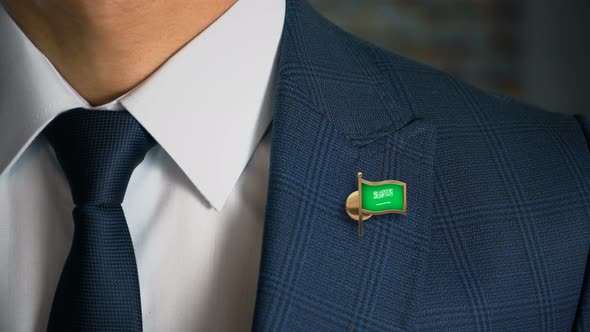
[253,1,436,329]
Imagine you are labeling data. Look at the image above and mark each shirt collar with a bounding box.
[0,0,285,211]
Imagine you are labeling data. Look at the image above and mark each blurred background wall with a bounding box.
[309,0,590,115]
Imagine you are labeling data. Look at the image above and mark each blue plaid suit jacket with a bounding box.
[252,1,590,331]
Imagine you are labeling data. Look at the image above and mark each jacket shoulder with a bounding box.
[341,25,573,127]
[290,2,585,142]
[354,26,586,140]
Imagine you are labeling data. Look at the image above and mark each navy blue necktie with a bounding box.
[44,108,155,331]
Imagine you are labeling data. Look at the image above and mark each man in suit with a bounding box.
[0,0,588,331]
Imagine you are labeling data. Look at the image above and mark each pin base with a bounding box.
[345,191,372,221]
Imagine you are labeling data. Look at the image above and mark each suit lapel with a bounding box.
[253,1,438,330]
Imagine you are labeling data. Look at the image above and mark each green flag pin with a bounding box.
[345,172,407,236]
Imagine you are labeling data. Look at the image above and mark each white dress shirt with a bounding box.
[0,0,285,331]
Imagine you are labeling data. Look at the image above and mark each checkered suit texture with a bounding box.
[252,1,590,331]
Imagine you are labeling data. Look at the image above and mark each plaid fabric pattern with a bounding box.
[252,1,590,331]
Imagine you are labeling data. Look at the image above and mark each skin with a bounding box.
[3,0,237,105]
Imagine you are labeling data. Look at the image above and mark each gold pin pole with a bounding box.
[357,172,363,236]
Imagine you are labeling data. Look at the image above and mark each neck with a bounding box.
[4,0,237,106]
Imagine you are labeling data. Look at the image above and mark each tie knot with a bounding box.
[44,108,156,205]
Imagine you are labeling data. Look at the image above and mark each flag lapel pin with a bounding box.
[345,172,407,236]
